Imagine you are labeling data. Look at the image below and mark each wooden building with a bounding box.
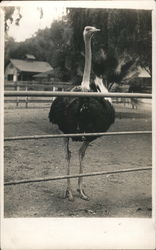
[128,66,151,93]
[5,54,53,83]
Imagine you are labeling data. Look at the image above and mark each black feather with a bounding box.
[49,87,115,142]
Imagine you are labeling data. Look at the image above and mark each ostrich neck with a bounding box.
[81,37,92,89]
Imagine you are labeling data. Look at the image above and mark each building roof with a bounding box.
[33,69,54,78]
[138,66,151,78]
[25,54,36,60]
[10,59,53,73]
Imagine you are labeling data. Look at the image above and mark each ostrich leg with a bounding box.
[63,138,74,201]
[77,141,90,200]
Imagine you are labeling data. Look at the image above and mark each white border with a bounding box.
[1,0,155,10]
[152,0,156,224]
[1,218,156,249]
[1,1,156,249]
[0,5,5,249]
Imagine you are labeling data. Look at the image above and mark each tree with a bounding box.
[67,8,152,79]
[5,8,152,83]
[5,36,16,68]
[3,7,22,32]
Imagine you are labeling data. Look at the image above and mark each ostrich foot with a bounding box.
[64,189,74,201]
[77,188,90,201]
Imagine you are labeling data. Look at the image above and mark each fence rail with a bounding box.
[4,131,152,142]
[4,99,52,103]
[4,166,152,186]
[4,90,152,99]
[5,82,73,89]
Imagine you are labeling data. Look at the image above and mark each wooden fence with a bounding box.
[4,81,74,108]
[4,81,148,109]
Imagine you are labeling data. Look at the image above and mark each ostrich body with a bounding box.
[49,26,115,201]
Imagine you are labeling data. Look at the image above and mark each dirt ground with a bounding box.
[4,101,152,217]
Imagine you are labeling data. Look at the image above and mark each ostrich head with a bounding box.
[83,26,100,40]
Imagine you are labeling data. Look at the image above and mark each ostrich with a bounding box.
[49,26,115,201]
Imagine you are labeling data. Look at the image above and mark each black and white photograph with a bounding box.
[1,1,156,249]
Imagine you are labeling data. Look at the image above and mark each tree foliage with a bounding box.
[4,7,22,32]
[67,8,152,79]
[5,8,152,84]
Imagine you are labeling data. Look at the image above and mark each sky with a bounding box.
[4,1,154,42]
[7,5,66,42]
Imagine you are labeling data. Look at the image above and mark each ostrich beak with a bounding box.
[93,28,100,32]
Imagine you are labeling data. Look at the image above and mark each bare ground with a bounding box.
[4,101,152,217]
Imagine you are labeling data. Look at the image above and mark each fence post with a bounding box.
[52,86,56,101]
[16,82,19,107]
[25,83,28,108]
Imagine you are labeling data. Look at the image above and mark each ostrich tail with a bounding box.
[94,76,112,103]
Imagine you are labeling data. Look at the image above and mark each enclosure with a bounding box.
[4,90,152,218]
